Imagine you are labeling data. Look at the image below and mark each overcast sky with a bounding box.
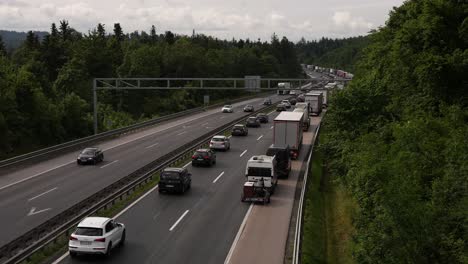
[0,0,405,41]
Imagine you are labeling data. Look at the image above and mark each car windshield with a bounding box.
[212,138,224,142]
[224,105,231,108]
[257,114,266,117]
[234,125,244,128]
[81,149,95,155]
[161,171,181,180]
[248,117,256,122]
[75,227,103,236]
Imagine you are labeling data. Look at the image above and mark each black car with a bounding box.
[296,95,305,102]
[256,113,269,123]
[232,124,248,136]
[266,144,291,178]
[159,167,192,194]
[290,98,297,105]
[77,147,104,165]
[263,98,272,105]
[246,116,260,127]
[276,103,287,112]
[191,149,216,166]
[243,105,254,112]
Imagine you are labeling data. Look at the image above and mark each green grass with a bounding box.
[301,148,356,264]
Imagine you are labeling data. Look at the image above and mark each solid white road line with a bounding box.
[213,171,225,183]
[224,204,254,264]
[1,108,223,191]
[267,110,276,115]
[53,184,160,263]
[257,135,263,141]
[0,163,70,192]
[169,210,190,231]
[28,187,58,201]
[182,161,192,168]
[177,131,187,136]
[201,122,209,126]
[145,142,159,149]
[239,150,248,157]
[100,160,119,169]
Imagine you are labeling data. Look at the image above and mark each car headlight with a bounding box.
[88,158,93,160]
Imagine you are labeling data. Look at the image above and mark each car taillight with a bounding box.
[94,238,106,242]
[70,236,78,241]
[192,155,197,159]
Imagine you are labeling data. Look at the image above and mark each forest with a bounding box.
[320,0,467,262]
[0,23,302,159]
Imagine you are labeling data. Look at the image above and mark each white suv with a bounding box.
[69,217,126,258]
[222,105,234,113]
[210,135,231,151]
[281,100,291,109]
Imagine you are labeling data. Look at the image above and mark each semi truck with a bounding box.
[273,112,304,159]
[293,103,310,130]
[305,92,323,115]
[277,82,291,95]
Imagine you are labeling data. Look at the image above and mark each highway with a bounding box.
[0,94,283,247]
[55,107,284,264]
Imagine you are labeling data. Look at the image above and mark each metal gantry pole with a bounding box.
[93,79,98,135]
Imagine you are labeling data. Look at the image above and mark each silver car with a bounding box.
[209,135,231,151]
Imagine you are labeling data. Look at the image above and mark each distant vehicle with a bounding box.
[263,98,272,105]
[246,116,261,127]
[294,102,310,131]
[310,88,329,106]
[159,167,191,193]
[232,124,248,136]
[210,135,231,151]
[243,105,254,112]
[296,94,305,102]
[222,105,234,113]
[69,217,125,258]
[305,93,323,115]
[256,113,269,123]
[281,100,292,109]
[277,82,291,95]
[192,149,216,166]
[77,147,104,165]
[289,98,297,105]
[276,103,287,112]
[274,112,304,159]
[266,144,291,178]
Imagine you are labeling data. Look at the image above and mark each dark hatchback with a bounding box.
[159,167,192,194]
[232,124,248,136]
[266,144,291,178]
[276,103,287,112]
[290,98,297,105]
[256,113,269,123]
[246,116,260,127]
[77,147,104,165]
[191,149,216,166]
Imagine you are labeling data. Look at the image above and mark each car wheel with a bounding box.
[120,230,126,246]
[105,242,112,257]
[69,251,77,258]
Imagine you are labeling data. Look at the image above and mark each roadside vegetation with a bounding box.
[315,0,467,263]
[0,25,302,159]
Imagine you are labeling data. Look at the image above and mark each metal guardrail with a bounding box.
[292,115,324,264]
[0,93,266,170]
[0,98,282,264]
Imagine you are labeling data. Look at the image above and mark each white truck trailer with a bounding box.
[308,89,329,106]
[274,112,304,159]
[305,92,323,115]
[293,103,310,131]
[277,82,291,95]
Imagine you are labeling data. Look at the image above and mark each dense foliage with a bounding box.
[321,0,467,263]
[0,23,302,159]
[296,36,370,72]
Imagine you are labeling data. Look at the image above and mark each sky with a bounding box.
[0,0,405,41]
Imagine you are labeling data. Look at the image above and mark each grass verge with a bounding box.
[301,147,355,264]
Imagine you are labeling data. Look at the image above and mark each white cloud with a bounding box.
[332,11,373,33]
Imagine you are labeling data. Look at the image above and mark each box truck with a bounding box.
[277,82,291,95]
[305,93,323,115]
[273,112,304,159]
